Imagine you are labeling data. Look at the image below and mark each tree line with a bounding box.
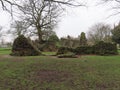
[0,0,119,51]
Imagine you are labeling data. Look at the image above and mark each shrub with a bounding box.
[74,41,118,55]
[57,41,118,56]
[11,35,41,56]
[57,52,77,58]
[40,41,58,52]
[94,41,118,55]
[56,47,74,55]
[74,46,94,55]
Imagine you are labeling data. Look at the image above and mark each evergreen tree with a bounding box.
[48,35,59,43]
[11,35,41,56]
[79,32,87,46]
[112,23,120,44]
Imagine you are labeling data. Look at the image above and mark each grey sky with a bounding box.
[0,0,119,41]
[56,0,120,38]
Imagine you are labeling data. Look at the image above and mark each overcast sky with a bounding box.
[0,0,120,41]
[56,0,120,38]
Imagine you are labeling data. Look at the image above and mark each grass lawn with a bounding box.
[0,55,119,89]
[0,48,11,55]
[0,48,120,89]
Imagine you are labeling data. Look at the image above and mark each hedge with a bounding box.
[57,41,118,56]
[74,46,94,55]
[94,41,118,55]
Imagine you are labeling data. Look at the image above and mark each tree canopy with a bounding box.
[79,32,87,46]
[87,23,112,45]
[112,23,120,44]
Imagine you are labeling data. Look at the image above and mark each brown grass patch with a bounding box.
[33,70,72,83]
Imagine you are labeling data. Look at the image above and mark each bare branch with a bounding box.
[45,0,85,7]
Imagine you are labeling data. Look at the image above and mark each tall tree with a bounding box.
[42,29,56,41]
[101,0,120,15]
[112,23,120,44]
[79,32,87,46]
[0,26,6,39]
[0,26,7,45]
[18,0,61,43]
[0,26,2,37]
[0,0,84,15]
[8,20,29,37]
[0,0,85,42]
[87,23,112,45]
[0,0,84,8]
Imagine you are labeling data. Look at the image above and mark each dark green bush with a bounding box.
[40,41,58,52]
[11,35,40,56]
[74,46,94,55]
[94,41,118,55]
[57,41,118,56]
[57,52,77,58]
[73,41,118,55]
[56,47,74,55]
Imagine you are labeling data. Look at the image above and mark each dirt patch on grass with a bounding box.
[0,55,12,58]
[34,70,72,83]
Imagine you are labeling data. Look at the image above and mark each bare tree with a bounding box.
[0,0,84,14]
[102,0,120,3]
[0,26,7,46]
[0,26,6,39]
[0,0,22,16]
[8,20,29,37]
[45,0,85,7]
[42,29,56,41]
[101,0,120,15]
[87,23,112,45]
[0,0,85,41]
[17,0,61,43]
[0,0,84,7]
[0,26,3,37]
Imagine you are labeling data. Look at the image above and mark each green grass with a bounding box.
[0,48,120,89]
[0,55,119,89]
[0,48,57,55]
[0,48,11,55]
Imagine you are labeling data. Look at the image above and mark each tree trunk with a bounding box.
[37,26,43,43]
[27,38,42,54]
